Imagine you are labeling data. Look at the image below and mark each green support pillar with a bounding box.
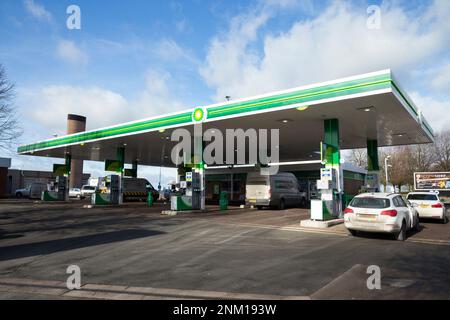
[65,153,72,172]
[117,147,125,204]
[324,119,340,166]
[64,153,71,199]
[366,139,381,191]
[367,139,380,171]
[323,119,343,218]
[132,160,138,178]
[117,147,125,170]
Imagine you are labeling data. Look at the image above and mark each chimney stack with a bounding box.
[67,114,86,188]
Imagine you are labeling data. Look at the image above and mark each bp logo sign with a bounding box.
[192,107,206,123]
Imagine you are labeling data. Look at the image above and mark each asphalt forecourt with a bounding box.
[0,201,449,300]
[2,200,447,244]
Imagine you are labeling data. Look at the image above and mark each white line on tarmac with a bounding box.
[218,222,450,246]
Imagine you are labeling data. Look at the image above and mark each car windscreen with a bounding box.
[83,186,96,190]
[350,197,390,209]
[407,194,438,201]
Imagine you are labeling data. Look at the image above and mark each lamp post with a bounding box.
[385,155,392,191]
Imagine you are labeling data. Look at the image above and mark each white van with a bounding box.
[15,182,47,199]
[245,172,307,210]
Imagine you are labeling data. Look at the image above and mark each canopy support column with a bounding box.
[131,160,138,178]
[323,118,343,217]
[117,147,125,205]
[193,124,205,210]
[366,139,381,191]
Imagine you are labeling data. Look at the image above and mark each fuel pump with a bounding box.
[170,170,201,210]
[55,176,68,201]
[92,175,121,205]
[41,176,68,201]
[311,168,340,221]
[190,171,201,210]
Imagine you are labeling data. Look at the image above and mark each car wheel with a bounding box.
[347,229,358,237]
[256,206,263,210]
[396,221,407,241]
[300,198,307,208]
[413,217,420,232]
[278,199,285,210]
[442,215,448,224]
[16,193,22,198]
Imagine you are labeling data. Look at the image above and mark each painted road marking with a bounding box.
[216,221,450,246]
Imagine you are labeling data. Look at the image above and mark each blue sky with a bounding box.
[1,0,449,186]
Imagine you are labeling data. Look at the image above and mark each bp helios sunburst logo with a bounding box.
[192,107,206,123]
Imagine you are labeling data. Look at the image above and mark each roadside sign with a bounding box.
[414,172,450,191]
[105,159,123,173]
[123,169,136,177]
[320,168,332,181]
[53,164,69,175]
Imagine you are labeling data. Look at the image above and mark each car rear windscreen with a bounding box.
[350,197,390,209]
[407,194,438,201]
[247,180,268,185]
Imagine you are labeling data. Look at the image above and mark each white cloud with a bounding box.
[431,63,450,92]
[18,70,185,135]
[15,72,183,183]
[409,92,450,133]
[200,1,450,101]
[56,40,89,65]
[24,0,52,22]
[23,86,128,134]
[153,39,198,64]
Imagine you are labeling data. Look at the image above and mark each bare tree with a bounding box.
[347,148,367,168]
[0,64,22,149]
[433,130,450,171]
[387,146,411,190]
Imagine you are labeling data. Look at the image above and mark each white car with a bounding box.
[80,185,96,198]
[344,193,420,241]
[69,188,82,199]
[406,192,447,223]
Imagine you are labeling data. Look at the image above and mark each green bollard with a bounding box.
[147,192,154,206]
[219,191,228,210]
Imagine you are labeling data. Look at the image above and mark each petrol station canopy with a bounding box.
[18,70,434,167]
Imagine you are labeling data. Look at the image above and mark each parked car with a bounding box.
[344,193,420,241]
[15,182,47,199]
[69,188,82,199]
[406,191,447,223]
[80,185,96,198]
[245,172,307,210]
[122,178,158,202]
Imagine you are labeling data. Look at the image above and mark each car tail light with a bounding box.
[381,209,398,217]
[431,203,443,208]
[343,208,354,214]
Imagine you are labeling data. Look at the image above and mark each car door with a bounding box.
[394,196,411,229]
[283,179,294,206]
[286,178,297,206]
